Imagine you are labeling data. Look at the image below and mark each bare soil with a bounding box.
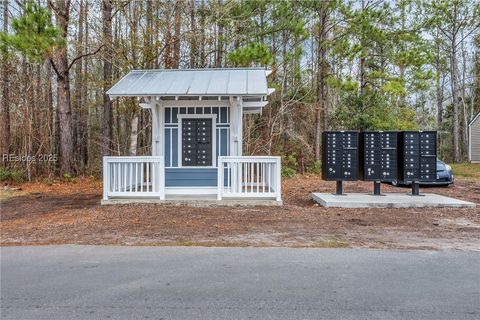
[1,176,479,250]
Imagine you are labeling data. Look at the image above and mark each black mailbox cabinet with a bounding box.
[360,131,397,181]
[397,131,437,182]
[322,131,359,181]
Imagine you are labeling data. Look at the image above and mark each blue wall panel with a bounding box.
[172,128,178,167]
[165,168,217,187]
[165,129,171,166]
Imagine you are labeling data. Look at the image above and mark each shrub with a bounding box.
[63,172,74,182]
[282,154,298,178]
[0,168,25,183]
[306,160,322,174]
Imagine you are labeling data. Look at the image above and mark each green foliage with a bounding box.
[306,160,322,174]
[0,1,63,62]
[282,154,298,178]
[63,172,74,182]
[0,168,25,183]
[395,106,418,130]
[228,42,274,66]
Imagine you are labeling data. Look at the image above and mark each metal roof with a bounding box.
[107,68,270,97]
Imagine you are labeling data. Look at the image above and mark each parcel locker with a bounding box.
[360,131,397,181]
[322,131,359,181]
[397,131,437,183]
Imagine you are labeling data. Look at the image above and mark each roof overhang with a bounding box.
[107,68,273,99]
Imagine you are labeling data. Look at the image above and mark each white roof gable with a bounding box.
[107,68,271,98]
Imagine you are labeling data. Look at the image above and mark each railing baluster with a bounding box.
[268,163,271,192]
[134,163,138,192]
[250,162,253,193]
[152,161,156,193]
[146,162,150,192]
[227,163,230,193]
[129,163,132,192]
[141,162,144,192]
[125,163,128,192]
[243,162,247,194]
[256,162,260,193]
[262,163,265,193]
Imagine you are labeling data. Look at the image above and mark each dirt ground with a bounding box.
[1,176,479,250]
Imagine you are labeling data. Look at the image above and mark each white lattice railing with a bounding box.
[217,156,281,201]
[103,156,165,200]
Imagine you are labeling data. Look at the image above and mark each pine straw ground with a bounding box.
[1,175,479,250]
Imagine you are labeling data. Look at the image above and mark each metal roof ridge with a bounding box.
[128,67,267,72]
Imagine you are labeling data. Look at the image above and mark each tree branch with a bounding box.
[49,58,61,78]
[67,45,104,72]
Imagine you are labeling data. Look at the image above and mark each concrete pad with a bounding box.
[310,192,476,208]
[101,197,282,207]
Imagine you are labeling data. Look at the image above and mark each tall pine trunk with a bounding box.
[215,0,223,67]
[172,0,182,68]
[1,0,10,156]
[450,31,460,162]
[102,0,113,157]
[52,0,74,174]
[314,3,328,161]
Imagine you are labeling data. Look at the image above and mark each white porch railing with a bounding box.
[103,156,165,200]
[217,156,282,201]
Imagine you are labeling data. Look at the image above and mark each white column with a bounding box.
[151,99,164,157]
[229,97,243,156]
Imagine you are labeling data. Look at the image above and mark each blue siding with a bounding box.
[165,129,171,166]
[166,168,217,187]
[164,128,179,167]
[172,129,178,166]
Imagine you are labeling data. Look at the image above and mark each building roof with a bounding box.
[469,112,480,127]
[107,68,271,98]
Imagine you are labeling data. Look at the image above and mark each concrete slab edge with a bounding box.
[101,199,283,207]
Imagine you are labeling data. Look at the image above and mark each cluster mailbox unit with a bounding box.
[322,130,437,195]
[398,131,437,195]
[322,131,359,194]
[360,131,398,195]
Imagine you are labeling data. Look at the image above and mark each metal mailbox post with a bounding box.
[322,131,359,195]
[398,131,437,195]
[360,131,398,195]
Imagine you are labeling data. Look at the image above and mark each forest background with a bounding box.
[0,0,479,181]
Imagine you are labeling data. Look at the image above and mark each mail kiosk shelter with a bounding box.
[102,68,282,204]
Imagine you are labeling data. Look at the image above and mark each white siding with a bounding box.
[470,115,480,162]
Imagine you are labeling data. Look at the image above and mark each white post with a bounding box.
[217,156,223,200]
[275,157,282,201]
[103,157,109,201]
[229,97,243,157]
[159,157,165,200]
[151,99,164,157]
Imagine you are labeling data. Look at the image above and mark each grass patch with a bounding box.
[450,163,480,179]
[313,238,350,248]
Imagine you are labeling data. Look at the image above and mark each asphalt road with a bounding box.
[1,246,479,320]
